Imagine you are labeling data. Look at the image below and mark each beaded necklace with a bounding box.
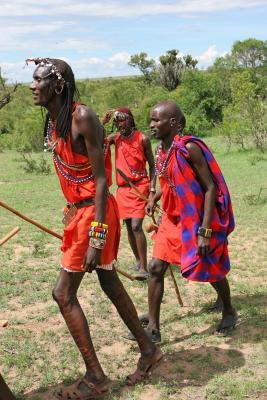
[155,139,176,191]
[119,129,147,178]
[46,118,108,184]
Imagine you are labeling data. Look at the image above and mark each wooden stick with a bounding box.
[0,226,21,247]
[115,267,135,281]
[0,200,135,281]
[168,265,184,307]
[0,200,62,240]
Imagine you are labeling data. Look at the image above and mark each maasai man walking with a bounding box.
[128,100,237,343]
[103,108,155,280]
[28,58,162,397]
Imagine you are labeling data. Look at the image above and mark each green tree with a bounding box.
[232,38,267,69]
[128,52,155,83]
[219,70,267,151]
[157,49,198,91]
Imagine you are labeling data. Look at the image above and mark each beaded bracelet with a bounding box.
[91,221,108,229]
[90,226,108,234]
[89,231,107,240]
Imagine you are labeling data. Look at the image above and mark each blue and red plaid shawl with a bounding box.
[172,135,235,282]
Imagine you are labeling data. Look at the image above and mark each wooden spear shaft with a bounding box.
[0,200,135,281]
[0,226,21,247]
[0,200,62,240]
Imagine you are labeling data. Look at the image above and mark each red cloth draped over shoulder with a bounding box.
[114,130,149,219]
[152,149,181,265]
[51,103,120,272]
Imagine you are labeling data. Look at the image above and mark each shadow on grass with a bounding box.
[164,292,267,345]
[21,346,245,400]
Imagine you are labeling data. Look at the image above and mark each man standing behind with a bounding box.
[29,58,162,398]
[131,100,237,343]
[103,108,155,280]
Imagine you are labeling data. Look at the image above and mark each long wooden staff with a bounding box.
[0,226,21,247]
[0,200,135,281]
[116,169,184,307]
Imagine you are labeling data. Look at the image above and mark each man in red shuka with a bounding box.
[103,108,155,281]
[28,58,162,398]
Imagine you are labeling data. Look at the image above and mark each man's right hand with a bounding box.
[145,199,156,216]
[102,111,113,125]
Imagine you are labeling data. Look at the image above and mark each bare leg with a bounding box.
[125,218,140,269]
[0,374,16,400]
[211,277,237,334]
[208,283,223,312]
[97,268,156,357]
[147,258,169,332]
[52,270,105,384]
[131,218,147,274]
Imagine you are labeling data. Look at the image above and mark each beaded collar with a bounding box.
[46,118,108,184]
[155,136,178,191]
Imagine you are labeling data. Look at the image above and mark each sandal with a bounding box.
[215,310,238,336]
[54,376,111,399]
[126,347,163,386]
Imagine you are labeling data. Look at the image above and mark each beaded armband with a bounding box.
[89,221,109,243]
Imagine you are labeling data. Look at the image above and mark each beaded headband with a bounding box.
[114,111,128,121]
[25,58,65,83]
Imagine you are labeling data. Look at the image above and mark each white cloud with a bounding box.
[196,45,219,67]
[0,19,106,52]
[0,0,266,17]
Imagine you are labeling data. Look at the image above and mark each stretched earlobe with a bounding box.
[55,86,63,95]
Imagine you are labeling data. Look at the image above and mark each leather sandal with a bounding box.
[54,376,111,399]
[126,347,163,386]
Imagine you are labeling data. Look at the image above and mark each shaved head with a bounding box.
[152,100,185,129]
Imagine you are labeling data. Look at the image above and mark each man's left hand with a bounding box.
[83,246,102,272]
[197,236,210,256]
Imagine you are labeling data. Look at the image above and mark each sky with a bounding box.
[0,0,266,83]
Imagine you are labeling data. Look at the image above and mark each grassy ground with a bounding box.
[0,139,267,400]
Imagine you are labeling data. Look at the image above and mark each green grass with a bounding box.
[0,139,267,400]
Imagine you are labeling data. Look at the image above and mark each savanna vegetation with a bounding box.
[0,38,266,153]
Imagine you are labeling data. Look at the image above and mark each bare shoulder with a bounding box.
[185,141,205,164]
[73,104,98,124]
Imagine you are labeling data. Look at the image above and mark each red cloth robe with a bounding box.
[115,130,149,219]
[52,109,120,272]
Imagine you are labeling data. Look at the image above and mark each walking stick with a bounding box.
[0,226,20,247]
[116,169,184,307]
[168,265,184,307]
[0,200,135,281]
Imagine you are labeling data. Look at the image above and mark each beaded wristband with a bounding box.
[90,226,108,234]
[89,231,107,240]
[91,221,108,229]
